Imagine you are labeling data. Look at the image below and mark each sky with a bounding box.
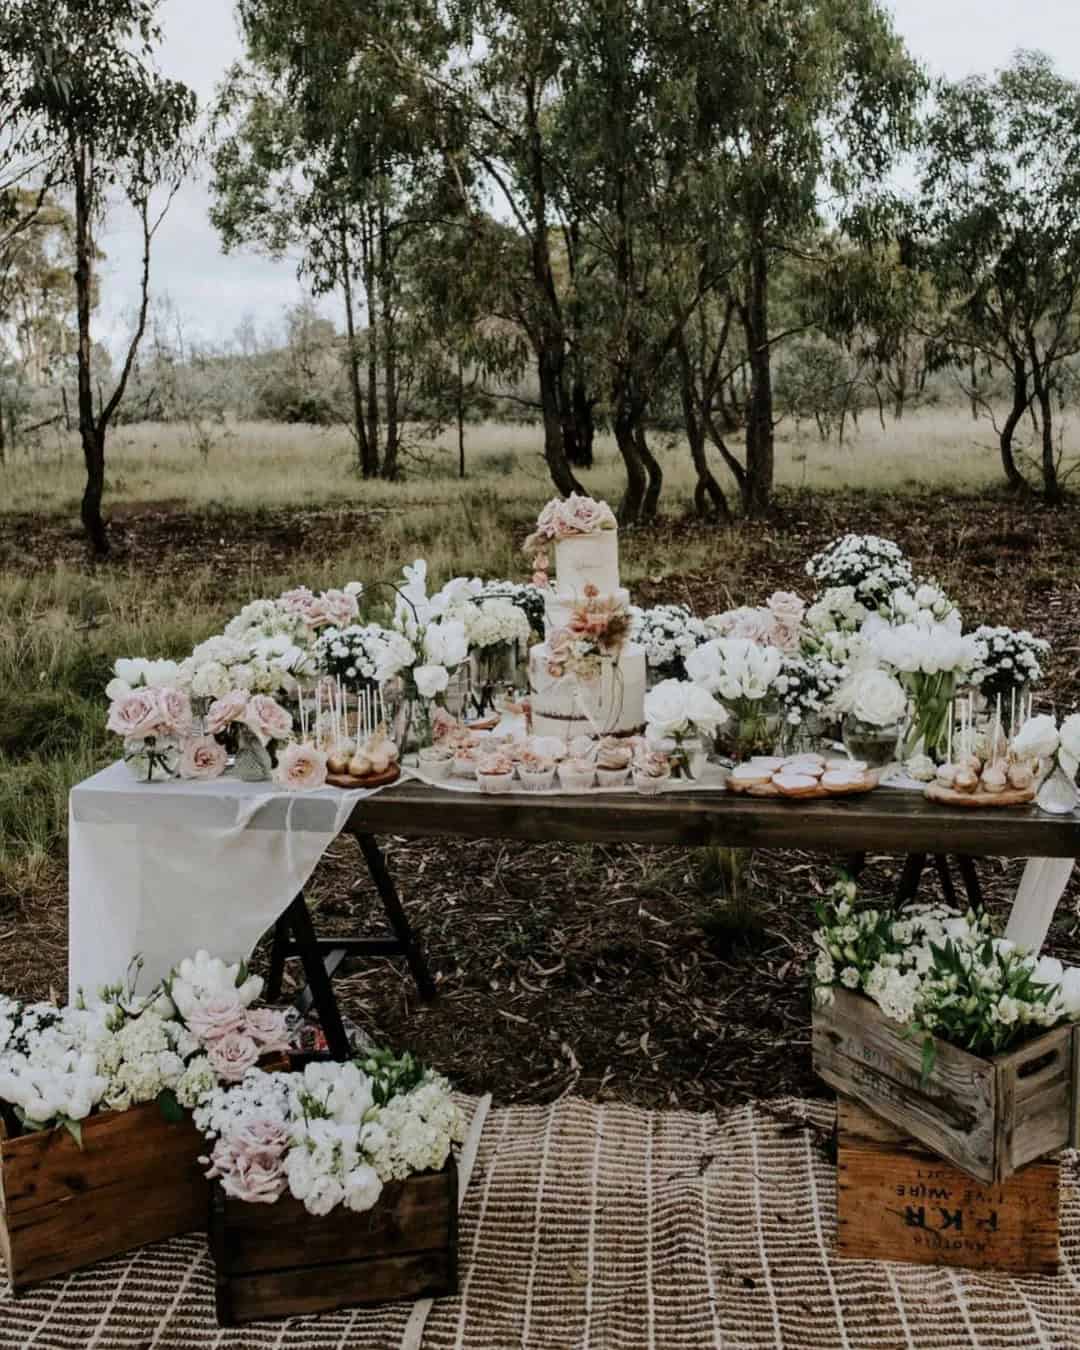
[95,0,1080,351]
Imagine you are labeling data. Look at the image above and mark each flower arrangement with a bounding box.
[177,633,314,701]
[811,877,1080,1067]
[804,586,869,639]
[546,586,631,681]
[805,535,913,611]
[105,686,193,781]
[706,592,805,653]
[686,637,786,760]
[880,581,960,631]
[776,655,847,732]
[194,1052,465,1216]
[314,624,417,692]
[970,626,1050,705]
[0,951,287,1142]
[872,622,984,761]
[835,668,908,728]
[629,603,711,681]
[644,679,727,778]
[1011,712,1080,814]
[476,581,547,640]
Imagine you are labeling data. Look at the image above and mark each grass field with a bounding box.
[1,411,1079,1107]
[0,406,1029,517]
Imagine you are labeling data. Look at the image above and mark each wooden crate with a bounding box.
[210,1156,458,1325]
[0,1101,209,1290]
[813,987,1078,1183]
[836,1099,1060,1273]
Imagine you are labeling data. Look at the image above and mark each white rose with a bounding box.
[1012,714,1059,762]
[413,664,450,699]
[850,670,907,727]
[1059,714,1080,774]
[1059,967,1080,1018]
[343,1162,383,1212]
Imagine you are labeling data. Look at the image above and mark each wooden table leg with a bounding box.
[280,893,352,1060]
[355,833,437,1002]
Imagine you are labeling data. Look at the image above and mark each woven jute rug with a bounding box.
[2,1096,1078,1350]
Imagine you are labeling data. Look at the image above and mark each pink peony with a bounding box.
[156,688,193,738]
[209,1134,287,1204]
[277,586,317,620]
[106,688,165,740]
[205,689,249,735]
[205,1031,261,1083]
[273,741,328,791]
[187,992,247,1042]
[243,1007,291,1054]
[244,694,294,746]
[178,735,227,781]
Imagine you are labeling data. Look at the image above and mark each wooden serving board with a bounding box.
[925,782,1035,809]
[325,765,401,790]
[727,773,877,801]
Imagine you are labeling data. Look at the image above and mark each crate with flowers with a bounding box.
[811,876,1080,1184]
[199,1049,466,1324]
[0,950,290,1290]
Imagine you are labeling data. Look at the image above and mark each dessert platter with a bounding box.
[726,754,878,799]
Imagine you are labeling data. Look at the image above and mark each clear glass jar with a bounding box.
[714,697,783,764]
[1036,760,1079,816]
[123,736,180,783]
[841,715,902,770]
[234,727,273,782]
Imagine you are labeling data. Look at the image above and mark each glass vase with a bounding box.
[234,728,273,782]
[123,736,179,783]
[714,697,783,764]
[841,715,902,771]
[782,712,831,757]
[901,671,956,764]
[468,644,521,720]
[1036,760,1079,816]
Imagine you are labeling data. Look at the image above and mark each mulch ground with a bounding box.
[4,488,1080,1111]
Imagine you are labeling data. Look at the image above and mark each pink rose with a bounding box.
[278,586,317,620]
[205,1031,261,1083]
[273,741,328,791]
[306,589,359,631]
[244,694,294,745]
[205,689,249,735]
[156,688,193,738]
[209,1135,287,1204]
[106,688,165,740]
[179,735,227,781]
[188,992,247,1042]
[766,591,806,653]
[243,1007,291,1054]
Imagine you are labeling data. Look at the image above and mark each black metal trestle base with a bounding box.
[266,832,436,1061]
[846,852,984,910]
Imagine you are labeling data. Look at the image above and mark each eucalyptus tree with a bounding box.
[702,0,923,516]
[4,0,195,554]
[916,51,1080,502]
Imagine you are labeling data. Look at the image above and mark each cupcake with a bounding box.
[595,738,632,788]
[518,750,557,792]
[558,756,596,793]
[477,752,516,794]
[531,736,567,763]
[632,749,671,796]
[452,747,478,779]
[418,744,454,782]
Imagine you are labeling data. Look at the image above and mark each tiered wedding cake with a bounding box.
[525,496,647,738]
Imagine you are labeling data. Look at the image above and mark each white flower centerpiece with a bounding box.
[872,620,983,764]
[834,668,909,768]
[686,636,786,760]
[971,626,1051,730]
[643,679,728,779]
[629,603,711,684]
[805,534,913,613]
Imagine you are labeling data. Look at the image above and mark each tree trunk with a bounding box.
[741,242,774,518]
[538,346,583,496]
[969,349,979,421]
[339,224,373,477]
[572,380,595,468]
[676,333,730,520]
[73,137,108,556]
[613,406,646,525]
[457,354,466,480]
[999,357,1030,493]
[0,381,6,464]
[1033,370,1061,504]
[635,424,663,520]
[361,212,380,474]
[379,201,400,481]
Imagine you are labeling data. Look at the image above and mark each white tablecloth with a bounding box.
[68,762,378,998]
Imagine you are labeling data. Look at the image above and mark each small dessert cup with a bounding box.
[633,769,670,796]
[418,746,454,782]
[452,753,478,779]
[595,765,630,789]
[519,764,557,792]
[478,769,516,794]
[558,761,595,793]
